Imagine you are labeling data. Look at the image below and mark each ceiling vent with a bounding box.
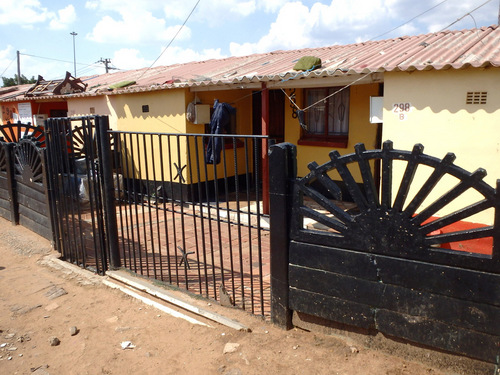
[466,91,487,105]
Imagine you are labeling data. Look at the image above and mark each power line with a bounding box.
[137,0,201,81]
[0,55,17,78]
[368,0,450,41]
[19,52,100,69]
[438,0,493,32]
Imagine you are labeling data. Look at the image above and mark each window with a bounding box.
[299,87,350,147]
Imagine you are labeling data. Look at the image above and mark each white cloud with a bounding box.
[155,46,226,66]
[0,0,51,27]
[256,0,290,13]
[232,1,257,16]
[87,10,191,44]
[112,48,151,70]
[112,46,225,71]
[230,1,314,55]
[49,5,77,30]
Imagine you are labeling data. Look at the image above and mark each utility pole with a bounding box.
[16,50,21,85]
[98,58,113,74]
[70,31,77,77]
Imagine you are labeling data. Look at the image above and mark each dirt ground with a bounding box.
[0,218,492,375]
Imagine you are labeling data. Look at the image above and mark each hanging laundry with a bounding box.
[206,99,236,164]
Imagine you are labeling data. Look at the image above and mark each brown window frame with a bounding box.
[298,86,350,148]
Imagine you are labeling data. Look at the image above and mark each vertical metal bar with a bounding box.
[235,139,246,310]
[186,135,203,293]
[151,134,163,280]
[208,134,218,300]
[135,133,146,275]
[66,120,86,267]
[114,132,129,268]
[159,134,172,282]
[124,133,138,273]
[213,138,225,292]
[269,142,296,328]
[255,137,265,316]
[3,143,18,225]
[45,120,64,254]
[202,135,217,299]
[176,135,189,288]
[493,180,500,263]
[142,133,155,278]
[167,135,180,285]
[43,125,61,251]
[96,116,120,270]
[225,137,238,304]
[197,135,210,296]
[247,137,256,313]
[55,118,74,262]
[81,118,104,273]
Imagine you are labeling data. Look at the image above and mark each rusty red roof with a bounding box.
[2,25,500,101]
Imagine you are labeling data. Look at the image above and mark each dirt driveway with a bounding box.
[0,218,487,375]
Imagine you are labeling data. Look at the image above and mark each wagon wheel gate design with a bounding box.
[9,138,52,239]
[293,141,499,265]
[269,141,500,365]
[14,138,45,185]
[0,122,45,147]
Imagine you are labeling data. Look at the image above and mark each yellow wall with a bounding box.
[382,68,500,224]
[283,83,381,179]
[70,88,256,184]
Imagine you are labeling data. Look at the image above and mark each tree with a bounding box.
[1,74,36,87]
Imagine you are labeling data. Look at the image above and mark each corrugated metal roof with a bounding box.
[2,25,500,102]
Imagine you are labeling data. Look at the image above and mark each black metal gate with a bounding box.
[110,130,270,316]
[43,116,270,316]
[269,141,500,364]
[44,116,117,274]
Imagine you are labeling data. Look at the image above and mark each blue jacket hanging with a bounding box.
[206,99,236,164]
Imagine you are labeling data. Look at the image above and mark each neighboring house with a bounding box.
[0,72,87,126]
[1,25,499,223]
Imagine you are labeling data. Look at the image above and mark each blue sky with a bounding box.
[0,0,498,82]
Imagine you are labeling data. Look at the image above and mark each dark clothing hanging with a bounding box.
[206,100,236,164]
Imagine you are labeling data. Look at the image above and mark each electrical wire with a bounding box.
[0,55,17,78]
[136,0,201,81]
[437,0,492,32]
[368,0,450,41]
[20,52,100,69]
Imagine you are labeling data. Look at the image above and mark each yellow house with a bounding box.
[2,25,499,225]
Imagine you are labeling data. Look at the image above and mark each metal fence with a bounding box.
[111,131,270,316]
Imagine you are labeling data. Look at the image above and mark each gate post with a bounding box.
[96,116,121,270]
[269,142,296,329]
[4,142,19,225]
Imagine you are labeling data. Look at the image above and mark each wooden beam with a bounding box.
[261,83,269,214]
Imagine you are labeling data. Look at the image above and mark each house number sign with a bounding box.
[393,102,412,121]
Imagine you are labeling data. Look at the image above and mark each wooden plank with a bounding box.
[18,204,49,226]
[0,187,8,200]
[16,181,45,200]
[289,288,374,329]
[290,229,499,273]
[0,197,10,210]
[0,205,12,221]
[289,264,500,335]
[290,241,379,281]
[375,309,500,364]
[289,264,384,306]
[17,192,49,216]
[18,214,52,240]
[290,243,500,306]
